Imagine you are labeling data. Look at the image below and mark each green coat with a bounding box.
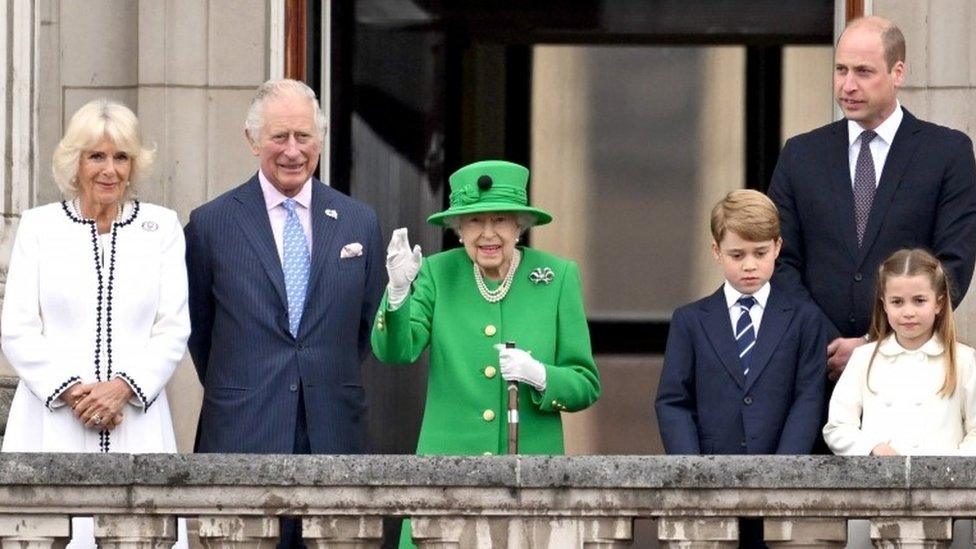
[371,247,601,456]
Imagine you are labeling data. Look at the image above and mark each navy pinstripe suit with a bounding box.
[186,174,384,453]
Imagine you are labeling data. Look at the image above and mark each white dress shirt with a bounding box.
[259,170,313,262]
[823,334,976,456]
[847,102,903,188]
[723,280,770,337]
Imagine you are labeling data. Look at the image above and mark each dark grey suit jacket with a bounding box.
[769,109,976,338]
[186,174,384,453]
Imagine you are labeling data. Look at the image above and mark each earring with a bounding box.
[515,237,520,243]
[459,237,463,243]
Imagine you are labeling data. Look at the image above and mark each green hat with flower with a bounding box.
[427,160,553,226]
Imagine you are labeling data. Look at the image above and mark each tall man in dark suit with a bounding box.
[186,79,384,546]
[769,16,976,381]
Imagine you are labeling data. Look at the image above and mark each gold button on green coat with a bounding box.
[484,365,497,378]
[484,324,496,337]
[482,409,495,422]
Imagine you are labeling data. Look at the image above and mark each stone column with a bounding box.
[300,516,383,548]
[658,518,739,549]
[765,518,848,548]
[869,518,952,549]
[0,515,70,549]
[196,516,278,549]
[93,515,177,549]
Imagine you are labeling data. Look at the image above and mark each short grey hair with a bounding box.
[443,212,538,236]
[52,99,156,199]
[244,78,327,141]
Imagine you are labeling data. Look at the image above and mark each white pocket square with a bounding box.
[340,243,364,258]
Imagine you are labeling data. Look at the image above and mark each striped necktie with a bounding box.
[735,296,757,376]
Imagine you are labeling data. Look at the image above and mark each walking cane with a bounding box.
[505,341,519,454]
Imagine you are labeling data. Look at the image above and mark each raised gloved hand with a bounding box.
[386,227,422,310]
[495,344,547,391]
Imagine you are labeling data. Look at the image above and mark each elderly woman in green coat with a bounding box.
[373,159,601,457]
[373,159,601,545]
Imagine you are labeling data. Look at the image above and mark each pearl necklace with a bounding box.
[473,249,521,303]
[73,197,124,223]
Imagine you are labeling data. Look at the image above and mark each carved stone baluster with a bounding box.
[505,517,633,548]
[765,518,848,548]
[93,515,176,549]
[195,516,278,549]
[658,518,739,549]
[0,515,70,549]
[300,516,383,548]
[870,518,952,549]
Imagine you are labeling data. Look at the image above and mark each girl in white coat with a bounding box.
[824,248,976,456]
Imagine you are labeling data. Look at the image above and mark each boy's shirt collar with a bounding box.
[722,280,771,310]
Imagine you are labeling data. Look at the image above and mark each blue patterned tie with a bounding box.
[735,296,757,376]
[853,130,877,246]
[282,199,310,337]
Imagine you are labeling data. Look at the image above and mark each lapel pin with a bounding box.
[325,209,338,219]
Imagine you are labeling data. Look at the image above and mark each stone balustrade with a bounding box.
[0,454,973,547]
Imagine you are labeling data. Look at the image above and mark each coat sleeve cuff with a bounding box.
[111,372,155,411]
[44,376,81,411]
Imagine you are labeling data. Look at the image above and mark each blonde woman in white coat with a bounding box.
[1,99,190,547]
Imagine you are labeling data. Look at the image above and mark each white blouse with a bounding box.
[1,200,189,453]
[823,334,976,456]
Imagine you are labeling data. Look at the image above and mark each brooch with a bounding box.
[141,221,159,232]
[325,209,338,219]
[529,267,554,285]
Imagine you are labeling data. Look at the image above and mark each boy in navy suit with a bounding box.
[655,190,827,546]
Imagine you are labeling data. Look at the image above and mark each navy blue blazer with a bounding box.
[769,109,976,338]
[655,285,827,455]
[186,175,384,454]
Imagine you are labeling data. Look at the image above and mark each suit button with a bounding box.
[484,366,497,378]
[289,384,298,392]
[854,273,863,282]
[296,344,305,351]
[483,409,495,422]
[848,315,856,323]
[743,396,753,405]
[740,439,747,447]
[484,325,497,337]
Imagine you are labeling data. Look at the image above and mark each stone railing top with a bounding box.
[0,453,972,489]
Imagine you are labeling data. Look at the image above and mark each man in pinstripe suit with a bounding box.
[186,79,384,546]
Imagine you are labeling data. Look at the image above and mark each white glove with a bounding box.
[386,227,422,310]
[495,344,547,392]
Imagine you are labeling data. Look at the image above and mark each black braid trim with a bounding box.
[113,372,156,411]
[44,376,81,410]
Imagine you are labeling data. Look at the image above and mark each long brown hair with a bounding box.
[866,249,958,397]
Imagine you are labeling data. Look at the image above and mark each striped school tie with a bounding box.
[735,295,757,376]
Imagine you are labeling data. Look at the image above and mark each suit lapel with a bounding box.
[232,176,289,329]
[699,288,746,388]
[304,180,341,307]
[827,120,861,261]
[743,287,794,392]
[856,109,923,267]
